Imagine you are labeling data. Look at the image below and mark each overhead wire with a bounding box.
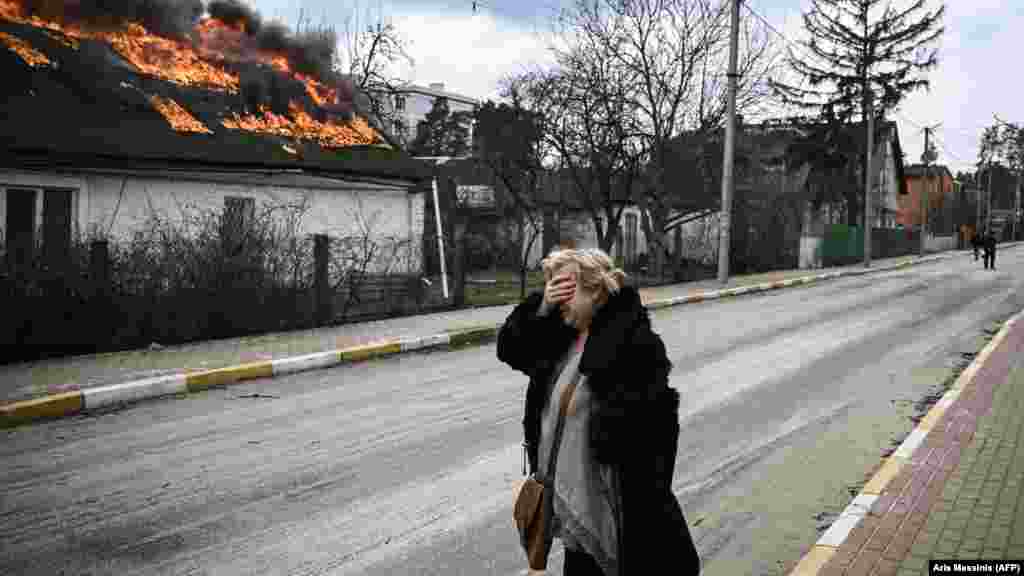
[933,134,984,171]
[740,0,815,117]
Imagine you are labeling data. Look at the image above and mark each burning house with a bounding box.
[0,0,431,274]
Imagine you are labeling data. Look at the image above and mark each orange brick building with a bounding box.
[898,164,954,229]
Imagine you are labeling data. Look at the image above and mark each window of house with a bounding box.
[43,189,73,266]
[394,94,405,111]
[4,187,76,272]
[5,188,36,271]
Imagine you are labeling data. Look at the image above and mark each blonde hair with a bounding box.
[541,247,628,299]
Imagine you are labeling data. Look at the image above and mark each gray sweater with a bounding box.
[536,301,621,575]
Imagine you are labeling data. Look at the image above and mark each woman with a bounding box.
[497,248,699,575]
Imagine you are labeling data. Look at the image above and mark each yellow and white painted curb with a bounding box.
[787,307,1024,576]
[0,249,983,429]
[0,333,470,429]
[644,253,948,312]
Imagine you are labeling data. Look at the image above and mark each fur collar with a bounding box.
[578,285,650,374]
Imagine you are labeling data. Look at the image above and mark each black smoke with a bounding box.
[206,1,337,86]
[16,0,349,108]
[255,21,336,81]
[206,0,261,35]
[20,0,205,40]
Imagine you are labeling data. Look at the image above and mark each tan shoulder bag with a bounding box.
[514,371,581,571]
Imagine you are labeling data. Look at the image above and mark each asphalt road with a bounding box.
[2,248,1023,576]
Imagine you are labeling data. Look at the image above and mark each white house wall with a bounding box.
[518,206,654,269]
[1,169,423,275]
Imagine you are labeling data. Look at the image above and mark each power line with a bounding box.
[739,1,816,117]
[894,110,926,132]
[933,134,981,169]
[742,1,807,58]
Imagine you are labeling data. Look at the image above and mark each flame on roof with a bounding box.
[1,0,388,149]
[43,29,78,49]
[222,101,380,149]
[2,2,239,92]
[148,95,213,134]
[0,31,50,67]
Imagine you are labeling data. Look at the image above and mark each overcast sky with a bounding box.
[252,0,1022,174]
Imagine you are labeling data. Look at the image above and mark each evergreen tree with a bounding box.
[773,0,945,226]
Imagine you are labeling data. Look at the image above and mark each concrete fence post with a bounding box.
[314,234,331,326]
[89,240,110,297]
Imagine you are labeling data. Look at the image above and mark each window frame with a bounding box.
[2,186,78,270]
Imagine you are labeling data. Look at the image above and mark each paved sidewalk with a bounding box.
[793,307,1024,576]
[1,251,957,406]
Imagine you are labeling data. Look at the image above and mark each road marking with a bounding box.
[0,391,83,427]
[82,374,188,409]
[339,342,401,362]
[789,545,836,575]
[186,362,274,392]
[271,351,342,376]
[893,428,929,460]
[862,458,904,496]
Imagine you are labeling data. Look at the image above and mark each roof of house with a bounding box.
[0,16,432,184]
[905,164,954,180]
[697,118,908,196]
[389,84,479,107]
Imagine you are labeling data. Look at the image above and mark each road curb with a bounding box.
[786,305,1024,576]
[0,249,994,429]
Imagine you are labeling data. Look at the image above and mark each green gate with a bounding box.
[821,224,863,266]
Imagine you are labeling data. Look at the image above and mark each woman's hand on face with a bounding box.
[543,272,576,308]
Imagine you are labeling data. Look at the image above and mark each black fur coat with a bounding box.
[497,286,699,574]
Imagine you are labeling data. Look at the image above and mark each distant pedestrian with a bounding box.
[984,233,997,270]
[972,232,981,261]
[499,247,700,575]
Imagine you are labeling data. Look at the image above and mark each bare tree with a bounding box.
[554,0,779,278]
[516,44,646,259]
[329,1,415,140]
[474,86,554,298]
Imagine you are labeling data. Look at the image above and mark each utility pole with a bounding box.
[1011,166,1019,239]
[864,97,874,268]
[920,124,940,256]
[986,161,993,235]
[717,0,740,284]
[976,172,982,236]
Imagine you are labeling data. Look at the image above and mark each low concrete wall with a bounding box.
[925,234,957,253]
[800,236,823,269]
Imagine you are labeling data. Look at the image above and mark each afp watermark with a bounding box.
[931,560,1023,574]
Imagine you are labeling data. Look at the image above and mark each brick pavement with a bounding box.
[814,313,1024,576]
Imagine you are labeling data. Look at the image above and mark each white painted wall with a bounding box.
[800,236,824,269]
[518,205,658,270]
[1,169,424,275]
[925,234,956,253]
[673,213,720,266]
